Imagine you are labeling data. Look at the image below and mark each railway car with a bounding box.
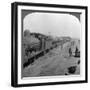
[23,35,40,64]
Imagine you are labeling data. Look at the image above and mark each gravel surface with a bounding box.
[22,40,80,77]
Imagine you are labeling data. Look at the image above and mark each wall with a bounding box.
[0,0,89,90]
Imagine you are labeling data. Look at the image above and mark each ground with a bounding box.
[22,40,80,77]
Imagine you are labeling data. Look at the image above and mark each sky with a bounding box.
[23,12,81,39]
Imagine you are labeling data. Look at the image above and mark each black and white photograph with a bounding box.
[11,2,88,87]
[22,11,81,77]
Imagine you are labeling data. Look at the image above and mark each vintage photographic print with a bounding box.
[11,2,88,87]
[22,11,81,77]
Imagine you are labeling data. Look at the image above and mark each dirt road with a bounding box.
[23,42,80,77]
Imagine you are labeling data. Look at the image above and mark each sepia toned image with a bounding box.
[22,11,81,78]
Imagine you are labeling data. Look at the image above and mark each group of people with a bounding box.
[69,47,80,57]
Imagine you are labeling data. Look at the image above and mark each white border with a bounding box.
[18,5,86,84]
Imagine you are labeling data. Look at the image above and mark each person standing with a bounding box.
[69,47,72,57]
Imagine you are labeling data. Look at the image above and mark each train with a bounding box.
[23,33,71,68]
